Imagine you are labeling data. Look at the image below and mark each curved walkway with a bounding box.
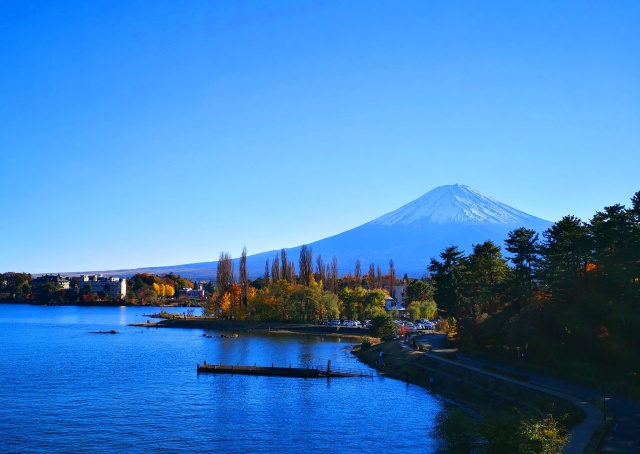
[403,334,613,453]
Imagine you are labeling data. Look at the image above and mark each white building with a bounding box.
[31,274,71,290]
[79,275,127,299]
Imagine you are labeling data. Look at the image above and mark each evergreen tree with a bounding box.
[539,216,591,302]
[464,240,510,317]
[428,246,467,316]
[504,227,540,309]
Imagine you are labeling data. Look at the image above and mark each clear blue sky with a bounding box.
[1,0,638,274]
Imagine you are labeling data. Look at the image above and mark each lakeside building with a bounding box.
[31,274,71,290]
[79,274,127,299]
[385,294,407,317]
[178,287,205,299]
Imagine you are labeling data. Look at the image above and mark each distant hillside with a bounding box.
[79,184,553,280]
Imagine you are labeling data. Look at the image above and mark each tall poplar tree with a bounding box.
[389,260,396,299]
[271,252,281,281]
[316,254,325,287]
[286,261,296,283]
[280,249,288,282]
[329,256,339,294]
[239,247,248,310]
[367,263,376,289]
[354,260,362,287]
[216,252,234,296]
[264,258,270,284]
[299,245,313,287]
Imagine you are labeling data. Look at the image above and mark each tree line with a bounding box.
[205,246,420,323]
[0,272,205,305]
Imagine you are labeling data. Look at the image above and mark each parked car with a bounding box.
[342,320,355,327]
[329,319,341,326]
[353,320,362,327]
[404,322,416,332]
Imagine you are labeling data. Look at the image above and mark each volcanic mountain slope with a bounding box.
[247,183,552,277]
[97,184,553,279]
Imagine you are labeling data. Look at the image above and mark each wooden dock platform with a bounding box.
[197,361,372,378]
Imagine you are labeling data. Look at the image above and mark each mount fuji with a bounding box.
[94,184,553,279]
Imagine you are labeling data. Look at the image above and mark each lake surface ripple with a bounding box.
[0,305,442,453]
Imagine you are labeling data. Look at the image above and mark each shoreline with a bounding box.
[352,339,606,453]
[130,317,373,339]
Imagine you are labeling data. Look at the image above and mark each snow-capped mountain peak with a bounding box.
[84,183,553,279]
[369,184,542,226]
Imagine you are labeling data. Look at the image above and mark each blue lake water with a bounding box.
[0,304,443,453]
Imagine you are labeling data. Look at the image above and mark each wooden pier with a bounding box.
[197,361,372,378]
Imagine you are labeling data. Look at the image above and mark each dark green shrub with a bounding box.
[360,337,372,350]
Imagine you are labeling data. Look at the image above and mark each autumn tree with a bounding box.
[152,282,162,297]
[339,287,366,320]
[363,289,387,318]
[420,300,438,320]
[227,283,242,319]
[208,252,234,317]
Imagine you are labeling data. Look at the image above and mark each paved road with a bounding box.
[413,333,640,453]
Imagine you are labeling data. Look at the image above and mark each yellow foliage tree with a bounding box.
[163,284,175,297]
[247,287,257,303]
[220,292,231,316]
